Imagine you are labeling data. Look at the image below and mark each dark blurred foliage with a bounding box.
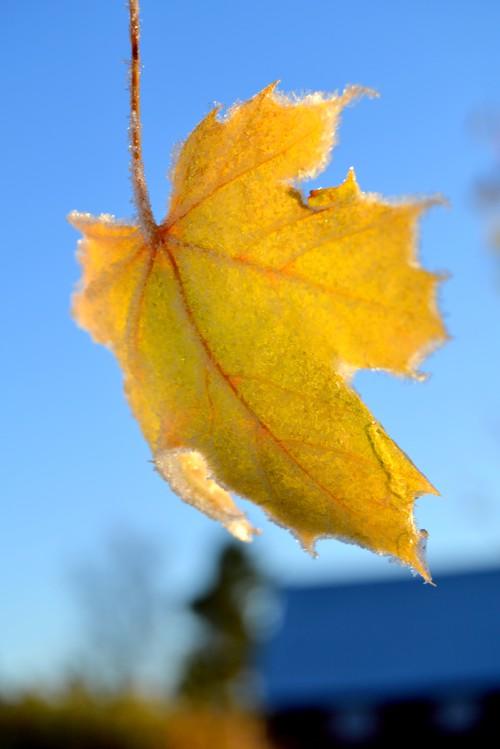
[0,686,166,749]
[177,541,266,706]
[0,686,271,749]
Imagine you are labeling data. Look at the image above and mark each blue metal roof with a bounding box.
[259,568,500,709]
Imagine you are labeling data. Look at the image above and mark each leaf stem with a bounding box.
[129,0,157,243]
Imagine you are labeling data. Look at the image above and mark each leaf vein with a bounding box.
[165,246,351,513]
[170,237,400,316]
[167,122,330,229]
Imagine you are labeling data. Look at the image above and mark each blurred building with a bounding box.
[259,567,500,747]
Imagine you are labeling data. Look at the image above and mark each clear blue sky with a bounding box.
[3,0,500,687]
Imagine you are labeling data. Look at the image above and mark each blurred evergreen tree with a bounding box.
[178,542,265,707]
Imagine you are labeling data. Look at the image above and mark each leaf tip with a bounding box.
[226,517,261,543]
[154,448,260,543]
[258,80,281,102]
[411,528,433,584]
[298,532,319,558]
[339,84,379,107]
[67,210,93,230]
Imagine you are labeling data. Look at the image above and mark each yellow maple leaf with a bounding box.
[69,0,446,580]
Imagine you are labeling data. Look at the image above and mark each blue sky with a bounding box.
[3,0,500,686]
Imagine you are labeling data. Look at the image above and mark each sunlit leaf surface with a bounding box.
[70,83,446,580]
